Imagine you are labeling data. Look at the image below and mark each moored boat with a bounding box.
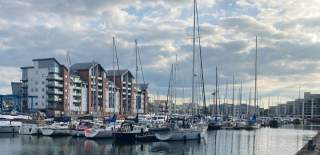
[84,124,114,139]
[113,121,149,143]
[154,118,207,141]
[19,123,39,135]
[0,120,21,133]
[40,122,71,136]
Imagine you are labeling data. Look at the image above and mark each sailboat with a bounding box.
[154,0,207,141]
[245,36,261,130]
[85,37,120,139]
[208,67,223,130]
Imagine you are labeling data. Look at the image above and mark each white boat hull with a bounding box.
[40,128,71,136]
[85,128,112,139]
[19,124,39,135]
[0,121,21,133]
[0,126,19,133]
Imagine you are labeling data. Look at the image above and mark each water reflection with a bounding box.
[0,127,317,155]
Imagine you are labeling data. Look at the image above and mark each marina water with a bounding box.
[0,125,317,155]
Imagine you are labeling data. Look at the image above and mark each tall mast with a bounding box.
[223,83,228,115]
[166,64,174,115]
[194,0,206,115]
[248,87,251,116]
[254,35,258,114]
[65,51,71,115]
[112,37,116,114]
[174,54,177,114]
[232,73,235,117]
[215,66,218,115]
[135,40,139,115]
[239,81,243,117]
[191,0,196,115]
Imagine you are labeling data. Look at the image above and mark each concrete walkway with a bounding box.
[296,132,320,155]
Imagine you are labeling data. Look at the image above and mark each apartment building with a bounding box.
[71,62,108,115]
[21,58,69,114]
[106,81,120,114]
[69,73,88,114]
[136,83,149,114]
[106,69,135,115]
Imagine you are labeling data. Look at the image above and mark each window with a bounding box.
[42,81,45,84]
[35,88,38,92]
[42,96,44,99]
[35,102,38,106]
[35,81,38,85]
[42,88,45,92]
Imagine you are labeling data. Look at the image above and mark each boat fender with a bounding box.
[198,133,201,139]
[183,135,187,142]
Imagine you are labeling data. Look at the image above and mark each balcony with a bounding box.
[47,89,63,95]
[73,92,81,97]
[72,78,82,83]
[47,104,64,110]
[47,74,63,81]
[48,67,60,73]
[47,81,63,88]
[48,96,63,102]
[73,99,81,103]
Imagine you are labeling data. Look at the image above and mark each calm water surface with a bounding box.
[0,126,317,155]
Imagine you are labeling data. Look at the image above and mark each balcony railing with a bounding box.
[73,92,81,96]
[47,81,63,88]
[48,96,63,102]
[48,67,60,73]
[47,74,63,81]
[47,89,63,95]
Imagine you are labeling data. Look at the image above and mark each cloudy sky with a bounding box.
[1,0,320,107]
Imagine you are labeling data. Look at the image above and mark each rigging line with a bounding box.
[195,0,207,114]
[114,38,121,71]
[113,37,121,114]
[166,64,174,114]
[137,46,146,84]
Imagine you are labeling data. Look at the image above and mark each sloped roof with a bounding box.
[70,62,96,71]
[106,69,133,77]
